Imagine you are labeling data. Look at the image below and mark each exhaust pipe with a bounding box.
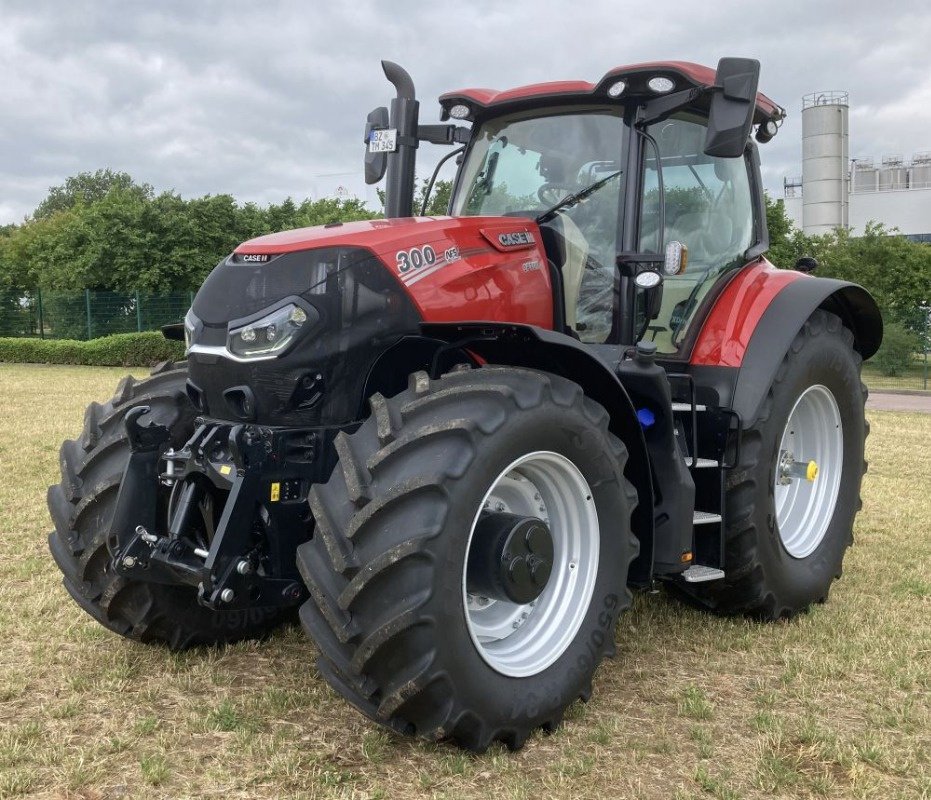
[381,61,419,218]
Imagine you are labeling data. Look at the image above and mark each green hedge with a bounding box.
[0,332,185,367]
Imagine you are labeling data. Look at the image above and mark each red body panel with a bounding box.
[690,259,801,367]
[441,60,781,122]
[236,218,553,329]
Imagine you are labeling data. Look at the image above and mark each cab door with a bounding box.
[637,114,760,356]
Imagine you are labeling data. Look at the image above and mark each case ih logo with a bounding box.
[498,231,535,247]
[240,253,270,263]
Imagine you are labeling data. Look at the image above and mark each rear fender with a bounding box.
[415,322,655,584]
[693,265,882,427]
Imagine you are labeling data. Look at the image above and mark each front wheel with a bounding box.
[47,363,289,648]
[296,366,638,751]
[677,310,868,619]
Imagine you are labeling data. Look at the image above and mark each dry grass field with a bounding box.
[0,363,928,800]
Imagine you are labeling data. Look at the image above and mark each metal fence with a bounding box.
[0,290,193,340]
[1,288,928,391]
[863,351,930,392]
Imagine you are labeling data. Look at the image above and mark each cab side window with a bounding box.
[639,115,756,352]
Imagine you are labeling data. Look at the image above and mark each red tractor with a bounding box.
[48,58,881,751]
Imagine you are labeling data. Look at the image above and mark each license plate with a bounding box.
[368,129,398,153]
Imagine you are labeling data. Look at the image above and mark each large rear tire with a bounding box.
[296,366,638,751]
[676,310,867,619]
[47,362,288,648]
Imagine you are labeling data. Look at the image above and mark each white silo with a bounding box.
[801,91,849,235]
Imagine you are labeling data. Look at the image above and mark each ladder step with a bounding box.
[682,565,726,583]
[684,457,719,468]
[693,510,722,524]
[672,402,707,412]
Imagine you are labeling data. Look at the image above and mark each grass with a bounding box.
[1,362,929,799]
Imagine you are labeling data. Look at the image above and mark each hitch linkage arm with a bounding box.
[108,414,307,612]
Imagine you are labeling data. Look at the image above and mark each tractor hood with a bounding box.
[231,215,554,326]
[184,215,554,427]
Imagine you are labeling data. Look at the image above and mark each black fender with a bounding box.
[733,278,882,427]
[418,322,655,584]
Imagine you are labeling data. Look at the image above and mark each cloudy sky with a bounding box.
[2,0,930,224]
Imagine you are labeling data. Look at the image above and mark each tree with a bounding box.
[293,197,380,228]
[811,223,931,328]
[417,179,453,216]
[33,169,153,220]
[764,195,809,269]
[377,178,453,216]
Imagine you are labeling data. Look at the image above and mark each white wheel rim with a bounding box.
[774,384,844,559]
[462,451,599,678]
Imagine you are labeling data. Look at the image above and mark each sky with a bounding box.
[2,0,930,224]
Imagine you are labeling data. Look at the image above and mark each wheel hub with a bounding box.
[466,512,554,604]
[777,451,820,485]
[462,451,600,678]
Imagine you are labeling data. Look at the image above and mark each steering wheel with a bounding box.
[537,182,571,206]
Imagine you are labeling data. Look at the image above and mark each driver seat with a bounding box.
[545,214,589,331]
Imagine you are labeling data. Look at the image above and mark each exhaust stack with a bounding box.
[382,61,419,218]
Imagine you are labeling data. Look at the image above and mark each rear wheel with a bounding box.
[47,362,288,648]
[677,310,867,619]
[296,366,638,751]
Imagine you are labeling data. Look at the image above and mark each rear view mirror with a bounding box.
[703,58,760,158]
[364,106,390,185]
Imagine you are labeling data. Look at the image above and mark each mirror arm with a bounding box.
[417,124,471,146]
[616,252,664,278]
[639,87,706,126]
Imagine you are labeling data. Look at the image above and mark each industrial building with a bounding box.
[782,92,931,242]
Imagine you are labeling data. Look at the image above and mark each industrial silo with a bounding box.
[801,91,849,235]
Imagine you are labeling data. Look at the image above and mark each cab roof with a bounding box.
[439,60,784,125]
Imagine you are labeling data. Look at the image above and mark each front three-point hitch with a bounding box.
[109,408,322,612]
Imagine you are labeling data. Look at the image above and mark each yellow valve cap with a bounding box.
[806,461,819,482]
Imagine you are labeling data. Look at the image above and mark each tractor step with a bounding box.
[681,564,726,583]
[684,456,718,468]
[693,510,722,524]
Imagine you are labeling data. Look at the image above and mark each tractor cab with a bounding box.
[368,59,785,356]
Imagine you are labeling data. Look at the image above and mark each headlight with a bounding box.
[227,302,316,359]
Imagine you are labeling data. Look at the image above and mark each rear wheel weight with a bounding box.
[673,309,867,619]
[296,366,638,751]
[47,363,287,648]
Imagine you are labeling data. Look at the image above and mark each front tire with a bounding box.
[296,366,638,751]
[47,362,288,648]
[678,310,867,619]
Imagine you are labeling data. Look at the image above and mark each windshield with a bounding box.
[451,109,626,343]
[451,109,624,218]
